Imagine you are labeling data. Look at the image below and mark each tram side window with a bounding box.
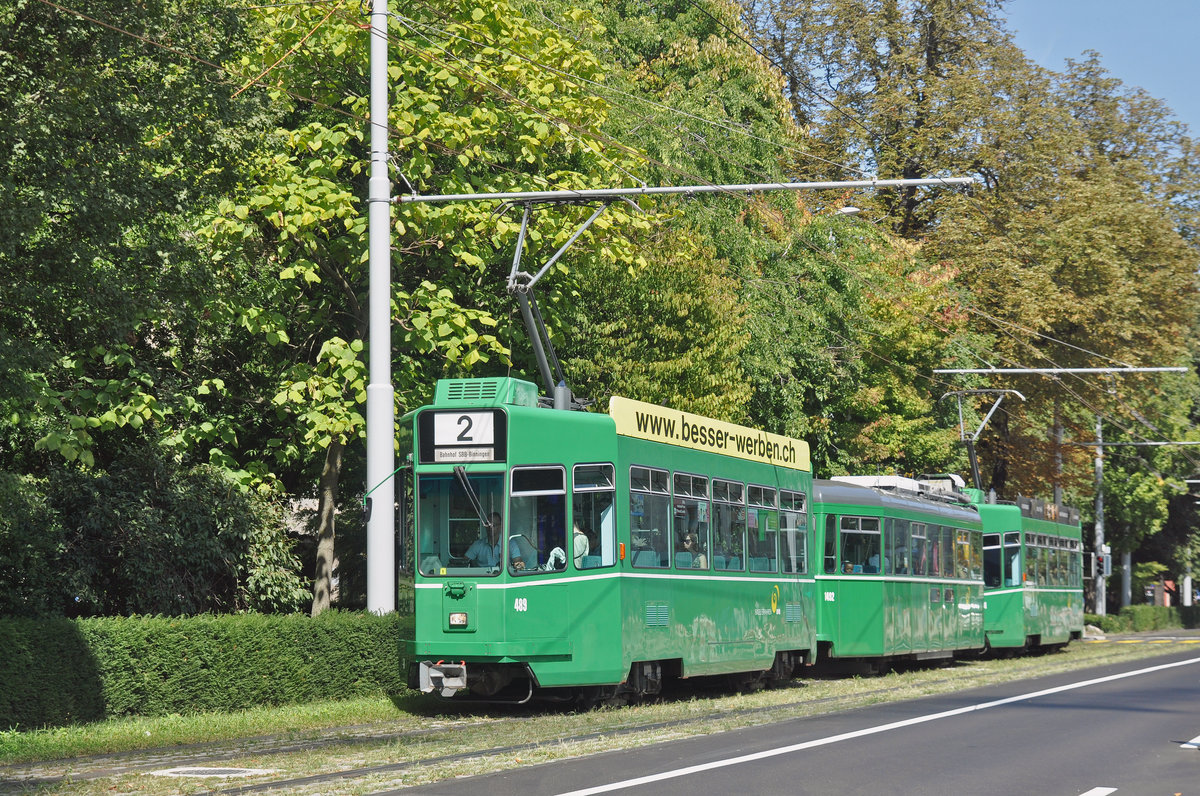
[840,516,881,574]
[954,530,971,579]
[509,466,567,575]
[910,524,928,576]
[1003,532,1021,587]
[823,514,838,574]
[573,463,615,569]
[970,531,982,581]
[416,472,504,576]
[1070,541,1082,587]
[1024,537,1039,585]
[674,473,710,570]
[630,466,670,568]
[1038,538,1049,586]
[983,534,1002,588]
[928,525,947,577]
[1034,539,1044,586]
[886,518,911,575]
[780,490,807,574]
[747,485,778,572]
[940,526,955,578]
[712,480,745,571]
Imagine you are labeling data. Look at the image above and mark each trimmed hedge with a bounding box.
[1,612,412,730]
[1086,604,1200,634]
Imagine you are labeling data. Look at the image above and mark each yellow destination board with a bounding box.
[609,396,810,471]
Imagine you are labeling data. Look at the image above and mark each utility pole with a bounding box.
[1094,416,1106,616]
[365,0,394,615]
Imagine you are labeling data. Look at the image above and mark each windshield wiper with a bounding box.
[454,466,493,531]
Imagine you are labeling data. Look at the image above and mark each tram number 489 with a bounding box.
[513,597,529,612]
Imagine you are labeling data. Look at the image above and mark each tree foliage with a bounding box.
[0,459,308,617]
[5,0,1200,616]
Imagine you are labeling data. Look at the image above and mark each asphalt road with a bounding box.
[398,647,1200,796]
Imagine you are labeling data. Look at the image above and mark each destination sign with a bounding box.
[418,409,507,464]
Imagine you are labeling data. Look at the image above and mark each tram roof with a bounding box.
[813,479,980,521]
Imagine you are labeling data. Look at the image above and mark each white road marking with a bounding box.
[1078,788,1118,796]
[553,656,1200,796]
[1181,733,1200,749]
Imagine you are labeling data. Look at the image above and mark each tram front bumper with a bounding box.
[418,660,468,697]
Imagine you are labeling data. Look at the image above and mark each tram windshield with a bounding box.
[417,472,504,576]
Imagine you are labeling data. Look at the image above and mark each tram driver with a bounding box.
[466,512,504,568]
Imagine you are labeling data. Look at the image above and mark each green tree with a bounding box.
[564,222,751,419]
[740,213,968,475]
[745,1,1200,498]
[208,0,658,612]
[0,0,272,473]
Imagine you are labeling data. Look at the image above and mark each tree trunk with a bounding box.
[311,438,345,617]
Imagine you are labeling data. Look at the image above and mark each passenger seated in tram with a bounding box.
[572,523,590,567]
[866,552,889,573]
[681,533,707,568]
[508,533,538,570]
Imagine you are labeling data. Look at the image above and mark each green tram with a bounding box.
[405,377,816,703]
[403,378,1081,702]
[811,476,986,665]
[975,495,1085,651]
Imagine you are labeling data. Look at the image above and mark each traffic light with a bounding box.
[1096,553,1110,577]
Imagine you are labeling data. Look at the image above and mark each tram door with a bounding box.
[504,465,571,643]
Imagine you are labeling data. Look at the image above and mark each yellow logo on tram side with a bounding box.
[770,585,780,615]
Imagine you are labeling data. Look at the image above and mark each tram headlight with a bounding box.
[448,612,469,627]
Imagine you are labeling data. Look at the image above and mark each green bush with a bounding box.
[1180,605,1200,629]
[0,617,106,728]
[1085,613,1131,634]
[0,612,412,730]
[0,474,65,617]
[1086,606,1194,634]
[1121,604,1181,632]
[1,456,309,618]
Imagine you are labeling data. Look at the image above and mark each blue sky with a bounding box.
[1003,0,1199,134]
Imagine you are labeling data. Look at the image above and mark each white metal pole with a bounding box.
[1094,415,1106,616]
[1122,550,1133,607]
[366,0,395,614]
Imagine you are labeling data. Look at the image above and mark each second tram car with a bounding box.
[812,476,986,664]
